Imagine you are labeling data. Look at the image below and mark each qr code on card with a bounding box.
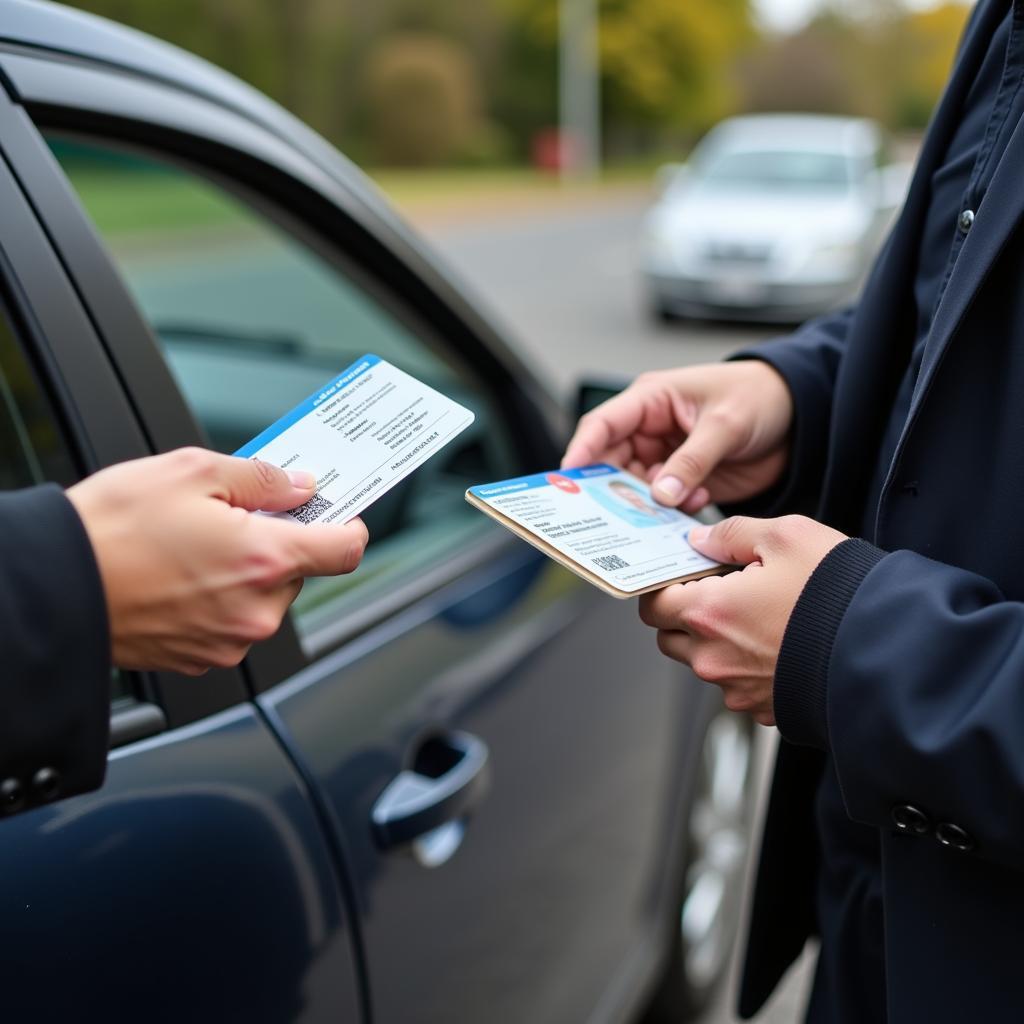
[592,554,630,571]
[287,492,334,525]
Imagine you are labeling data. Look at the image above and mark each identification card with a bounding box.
[466,464,723,597]
[236,354,474,524]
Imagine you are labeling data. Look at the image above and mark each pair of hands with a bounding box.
[70,359,843,714]
[563,361,846,726]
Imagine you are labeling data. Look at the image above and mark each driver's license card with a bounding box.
[466,464,723,598]
[236,354,474,524]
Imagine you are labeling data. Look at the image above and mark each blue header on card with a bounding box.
[469,463,619,498]
[234,354,381,458]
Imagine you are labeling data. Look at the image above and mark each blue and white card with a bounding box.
[467,464,722,597]
[237,354,474,524]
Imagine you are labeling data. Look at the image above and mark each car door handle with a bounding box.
[371,731,490,851]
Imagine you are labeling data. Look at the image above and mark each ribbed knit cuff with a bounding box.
[773,538,886,750]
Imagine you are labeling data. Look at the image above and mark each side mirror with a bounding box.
[574,378,628,422]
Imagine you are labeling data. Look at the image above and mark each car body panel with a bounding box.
[262,545,703,1024]
[0,706,365,1024]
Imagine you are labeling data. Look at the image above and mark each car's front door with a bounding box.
[6,47,707,1024]
[0,86,364,1024]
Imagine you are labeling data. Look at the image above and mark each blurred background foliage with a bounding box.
[67,0,970,168]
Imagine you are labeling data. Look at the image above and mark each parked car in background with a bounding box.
[642,113,910,323]
[0,3,758,1022]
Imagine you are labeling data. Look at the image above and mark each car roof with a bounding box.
[700,114,881,158]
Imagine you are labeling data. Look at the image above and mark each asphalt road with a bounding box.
[418,193,814,1024]
[416,195,778,400]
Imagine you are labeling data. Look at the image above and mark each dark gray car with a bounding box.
[0,3,756,1021]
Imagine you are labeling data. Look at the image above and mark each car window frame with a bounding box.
[0,46,563,694]
[0,83,250,742]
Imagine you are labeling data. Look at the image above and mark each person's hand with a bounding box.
[638,515,846,725]
[562,362,794,514]
[66,448,368,675]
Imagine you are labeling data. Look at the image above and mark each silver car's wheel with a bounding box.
[680,710,755,997]
[641,705,757,1022]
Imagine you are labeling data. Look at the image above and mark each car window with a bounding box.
[0,305,76,491]
[48,137,515,653]
[0,299,133,704]
[696,150,853,192]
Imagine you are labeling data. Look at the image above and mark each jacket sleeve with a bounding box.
[0,484,111,817]
[774,537,1024,870]
[726,305,855,518]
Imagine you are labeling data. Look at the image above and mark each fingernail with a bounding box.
[288,470,316,489]
[687,525,710,545]
[654,476,685,502]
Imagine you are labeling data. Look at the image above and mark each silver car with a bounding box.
[643,114,907,323]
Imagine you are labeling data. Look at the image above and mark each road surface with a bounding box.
[415,195,779,399]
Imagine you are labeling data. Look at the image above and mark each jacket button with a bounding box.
[958,209,975,232]
[31,767,61,801]
[936,821,975,853]
[891,803,930,834]
[0,778,24,815]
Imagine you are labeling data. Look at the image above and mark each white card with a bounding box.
[236,354,474,524]
[467,464,720,596]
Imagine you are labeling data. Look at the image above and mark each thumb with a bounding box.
[651,417,739,506]
[687,516,768,567]
[265,516,370,577]
[210,454,318,512]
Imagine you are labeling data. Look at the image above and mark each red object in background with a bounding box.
[532,128,582,172]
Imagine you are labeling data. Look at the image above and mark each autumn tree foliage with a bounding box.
[68,0,969,165]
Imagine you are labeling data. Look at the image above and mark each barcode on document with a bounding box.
[592,554,630,572]
[287,492,334,525]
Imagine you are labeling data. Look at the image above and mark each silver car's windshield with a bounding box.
[695,149,854,193]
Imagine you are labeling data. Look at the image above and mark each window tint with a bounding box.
[696,150,853,192]
[0,301,131,704]
[0,306,76,490]
[49,137,515,651]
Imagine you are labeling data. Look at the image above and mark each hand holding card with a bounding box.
[466,465,726,598]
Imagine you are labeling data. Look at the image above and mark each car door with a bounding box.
[0,89,364,1024]
[1,44,710,1024]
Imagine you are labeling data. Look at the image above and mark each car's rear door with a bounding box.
[0,80,364,1024]
[1,40,708,1024]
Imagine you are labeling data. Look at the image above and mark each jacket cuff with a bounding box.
[0,484,112,806]
[773,538,886,749]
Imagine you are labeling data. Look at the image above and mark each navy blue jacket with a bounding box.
[739,1,1024,1018]
[0,485,110,817]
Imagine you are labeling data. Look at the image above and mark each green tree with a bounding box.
[497,0,754,157]
[599,0,753,135]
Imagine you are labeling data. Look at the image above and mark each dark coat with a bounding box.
[0,485,110,817]
[738,1,1024,1019]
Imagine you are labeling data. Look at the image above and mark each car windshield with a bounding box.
[694,149,853,193]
